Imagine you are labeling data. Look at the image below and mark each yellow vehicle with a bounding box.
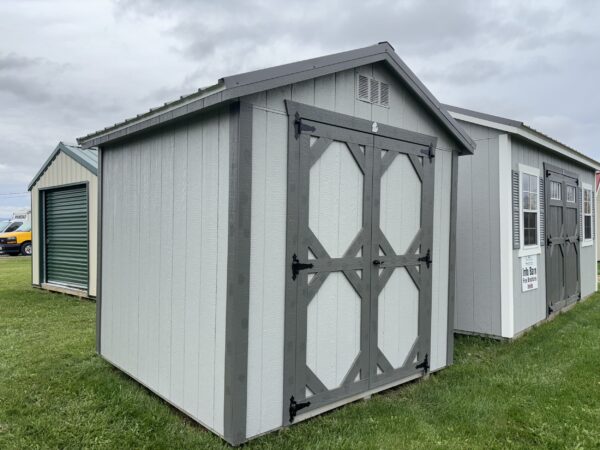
[0,222,32,256]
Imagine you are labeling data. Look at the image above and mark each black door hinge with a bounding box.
[420,144,435,161]
[294,112,316,139]
[418,249,432,268]
[289,396,310,423]
[292,253,314,280]
[416,353,429,373]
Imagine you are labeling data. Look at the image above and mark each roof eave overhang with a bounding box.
[450,111,600,171]
[77,43,475,154]
[28,142,98,191]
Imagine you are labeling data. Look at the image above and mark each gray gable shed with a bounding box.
[78,42,474,445]
[29,142,98,298]
[446,105,600,340]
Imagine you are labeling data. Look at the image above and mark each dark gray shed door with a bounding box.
[283,106,435,423]
[45,185,89,288]
[544,164,580,313]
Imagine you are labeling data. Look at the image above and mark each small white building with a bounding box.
[29,142,98,298]
[446,105,599,340]
[77,43,475,445]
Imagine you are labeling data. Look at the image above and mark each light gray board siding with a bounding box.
[454,121,503,336]
[244,61,457,440]
[100,111,229,436]
[511,137,597,334]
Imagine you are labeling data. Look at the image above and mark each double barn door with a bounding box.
[544,165,580,313]
[284,103,436,422]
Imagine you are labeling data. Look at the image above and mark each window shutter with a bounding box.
[579,187,584,240]
[512,170,520,249]
[539,177,545,246]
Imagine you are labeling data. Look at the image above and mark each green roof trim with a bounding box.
[28,142,98,191]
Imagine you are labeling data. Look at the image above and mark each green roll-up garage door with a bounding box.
[45,185,88,288]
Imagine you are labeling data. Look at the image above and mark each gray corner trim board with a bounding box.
[223,101,253,446]
[77,43,475,154]
[96,147,103,354]
[446,150,459,366]
[512,170,520,249]
[28,142,98,191]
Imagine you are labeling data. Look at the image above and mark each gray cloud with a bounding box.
[1,0,600,217]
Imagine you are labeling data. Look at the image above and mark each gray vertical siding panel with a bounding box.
[170,125,188,407]
[244,62,458,439]
[158,132,174,396]
[454,121,502,336]
[101,112,229,438]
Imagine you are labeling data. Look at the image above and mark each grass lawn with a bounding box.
[1,257,600,449]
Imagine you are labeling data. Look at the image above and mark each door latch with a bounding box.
[292,254,313,280]
[294,112,316,139]
[418,249,432,268]
[289,396,311,423]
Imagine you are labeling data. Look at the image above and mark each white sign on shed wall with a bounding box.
[521,255,538,292]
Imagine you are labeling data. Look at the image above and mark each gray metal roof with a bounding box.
[443,104,600,171]
[77,42,476,154]
[28,142,98,191]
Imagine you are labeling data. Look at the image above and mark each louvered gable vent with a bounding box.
[356,73,389,107]
[358,74,369,101]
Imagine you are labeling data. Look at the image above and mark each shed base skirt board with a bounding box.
[39,282,90,299]
[100,355,227,442]
[454,292,595,341]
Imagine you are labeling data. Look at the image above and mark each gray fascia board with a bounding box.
[447,104,600,171]
[222,43,390,88]
[28,142,97,191]
[78,42,475,154]
[442,104,523,128]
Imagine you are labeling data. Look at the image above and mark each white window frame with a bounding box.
[582,182,593,247]
[519,164,541,257]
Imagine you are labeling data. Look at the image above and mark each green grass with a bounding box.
[1,258,600,449]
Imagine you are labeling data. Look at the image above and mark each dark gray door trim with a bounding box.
[285,100,438,148]
[368,135,435,389]
[223,101,253,446]
[283,100,437,425]
[544,162,581,314]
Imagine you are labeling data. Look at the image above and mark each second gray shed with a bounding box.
[446,105,599,339]
[78,43,475,445]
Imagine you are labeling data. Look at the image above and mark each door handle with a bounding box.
[372,259,383,266]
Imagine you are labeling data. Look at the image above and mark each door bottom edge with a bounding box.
[293,371,425,424]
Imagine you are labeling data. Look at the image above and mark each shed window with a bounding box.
[550,181,562,200]
[566,185,576,203]
[584,188,592,240]
[521,172,539,247]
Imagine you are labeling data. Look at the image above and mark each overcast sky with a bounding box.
[1,0,600,218]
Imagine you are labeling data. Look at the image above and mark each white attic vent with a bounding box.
[356,73,390,108]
